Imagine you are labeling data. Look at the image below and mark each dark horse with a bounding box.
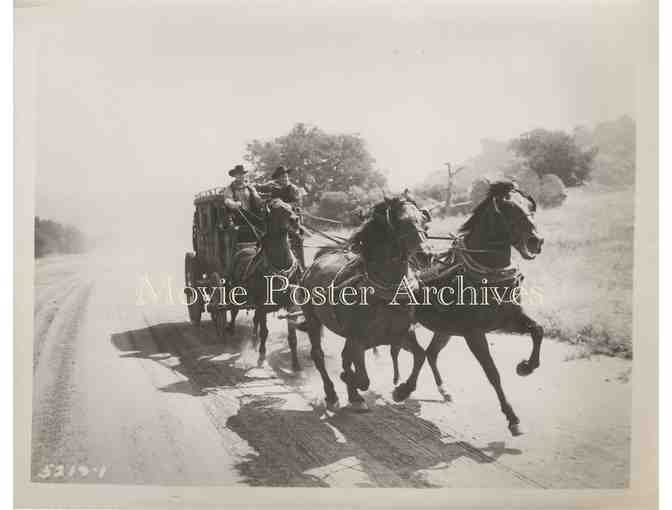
[394,180,544,435]
[298,196,431,412]
[227,198,303,370]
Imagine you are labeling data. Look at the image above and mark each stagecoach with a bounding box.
[184,187,260,333]
[183,186,306,337]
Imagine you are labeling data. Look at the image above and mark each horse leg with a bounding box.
[426,332,452,400]
[227,308,239,333]
[284,303,302,371]
[350,344,370,392]
[304,306,338,410]
[340,341,369,413]
[464,331,523,436]
[339,344,357,389]
[391,344,401,385]
[392,328,426,402]
[251,310,260,347]
[509,310,544,376]
[286,317,301,372]
[255,308,269,367]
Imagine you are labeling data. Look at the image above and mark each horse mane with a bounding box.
[459,180,521,234]
[348,196,411,256]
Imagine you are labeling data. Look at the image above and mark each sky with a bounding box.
[16,0,638,239]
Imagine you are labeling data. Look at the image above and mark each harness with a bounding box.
[417,235,522,288]
[301,251,419,335]
[239,245,300,284]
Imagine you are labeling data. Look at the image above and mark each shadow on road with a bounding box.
[226,394,523,487]
[111,319,263,395]
[110,319,525,487]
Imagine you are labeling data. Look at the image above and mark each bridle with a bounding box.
[376,199,428,264]
[468,188,537,253]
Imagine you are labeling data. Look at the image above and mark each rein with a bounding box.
[236,208,264,242]
[301,224,349,246]
[240,231,300,283]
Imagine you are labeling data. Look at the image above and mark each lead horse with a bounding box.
[226,198,304,370]
[393,180,544,435]
[298,196,430,412]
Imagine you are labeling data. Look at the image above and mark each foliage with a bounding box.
[35,217,87,258]
[574,115,636,187]
[244,123,386,207]
[315,191,350,220]
[312,185,383,226]
[509,129,598,186]
[538,174,567,208]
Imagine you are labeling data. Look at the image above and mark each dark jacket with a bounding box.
[256,182,302,205]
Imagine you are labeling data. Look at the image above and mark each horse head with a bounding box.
[367,194,431,259]
[264,198,301,237]
[461,180,543,260]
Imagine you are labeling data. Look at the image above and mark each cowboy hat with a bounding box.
[228,164,247,177]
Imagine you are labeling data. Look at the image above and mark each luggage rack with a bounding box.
[194,187,225,204]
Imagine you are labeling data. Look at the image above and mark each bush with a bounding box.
[316,191,351,220]
[469,177,491,208]
[539,174,567,208]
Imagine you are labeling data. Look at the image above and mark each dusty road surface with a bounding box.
[31,241,632,488]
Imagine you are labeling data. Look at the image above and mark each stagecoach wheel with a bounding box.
[184,252,203,326]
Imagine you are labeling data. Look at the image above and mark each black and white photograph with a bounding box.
[12,0,659,507]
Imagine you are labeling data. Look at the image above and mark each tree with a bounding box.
[575,115,635,187]
[244,123,386,206]
[509,129,598,186]
[34,216,87,258]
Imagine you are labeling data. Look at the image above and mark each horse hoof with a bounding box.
[509,422,524,436]
[516,360,534,377]
[326,399,340,412]
[438,384,452,402]
[392,384,411,402]
[348,401,370,413]
[393,376,399,385]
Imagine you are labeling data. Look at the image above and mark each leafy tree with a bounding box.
[244,123,386,206]
[574,115,635,187]
[509,129,598,186]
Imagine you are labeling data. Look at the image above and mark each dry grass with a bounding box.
[428,185,635,358]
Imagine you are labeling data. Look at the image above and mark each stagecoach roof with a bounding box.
[193,187,226,205]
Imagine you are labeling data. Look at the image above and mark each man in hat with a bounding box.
[218,164,264,247]
[220,164,263,213]
[256,166,302,205]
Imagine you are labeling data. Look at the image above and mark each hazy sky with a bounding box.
[16,0,638,237]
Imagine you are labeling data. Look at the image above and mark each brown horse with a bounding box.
[227,198,303,370]
[393,180,544,436]
[298,196,431,412]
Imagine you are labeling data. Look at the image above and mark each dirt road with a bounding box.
[31,243,632,488]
